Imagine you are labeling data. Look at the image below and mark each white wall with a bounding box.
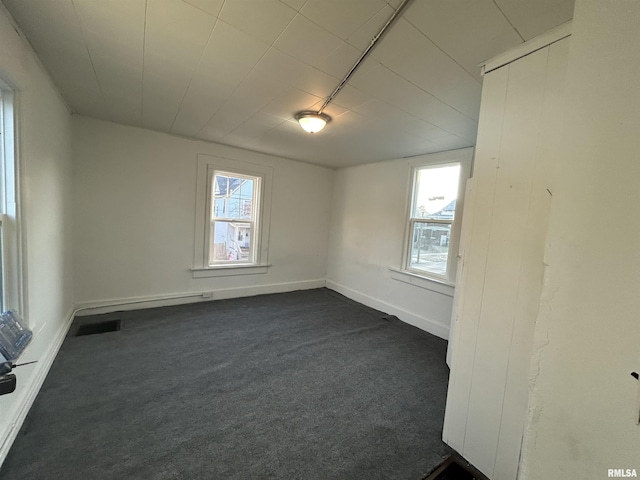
[72,116,333,309]
[326,154,467,340]
[521,1,640,478]
[0,6,74,463]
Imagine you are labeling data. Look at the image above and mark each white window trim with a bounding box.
[192,154,273,278]
[400,147,473,284]
[388,267,455,297]
[0,79,26,317]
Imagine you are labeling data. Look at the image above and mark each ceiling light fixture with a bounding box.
[294,0,414,134]
[295,111,331,134]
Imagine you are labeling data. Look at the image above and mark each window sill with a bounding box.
[191,264,270,278]
[388,267,455,297]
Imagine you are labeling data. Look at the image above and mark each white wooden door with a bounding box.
[443,37,570,479]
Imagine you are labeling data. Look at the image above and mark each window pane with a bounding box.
[413,165,460,220]
[409,221,451,276]
[211,221,252,263]
[213,173,254,220]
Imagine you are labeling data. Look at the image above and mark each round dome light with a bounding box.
[295,111,331,134]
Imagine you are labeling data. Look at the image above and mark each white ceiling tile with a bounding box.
[170,78,234,137]
[223,112,286,140]
[307,101,349,120]
[313,42,362,79]
[353,99,441,140]
[233,69,292,109]
[346,4,395,51]
[170,20,269,135]
[280,0,307,11]
[198,105,261,141]
[274,15,343,65]
[194,21,269,88]
[219,0,297,45]
[404,0,524,81]
[4,0,84,49]
[197,71,289,138]
[385,0,404,9]
[431,134,473,150]
[495,0,574,41]
[253,48,337,99]
[31,39,107,115]
[39,51,106,118]
[142,0,216,131]
[261,88,323,119]
[371,19,482,119]
[300,0,387,40]
[73,0,145,125]
[346,56,382,85]
[349,64,477,141]
[3,0,108,115]
[330,84,372,111]
[182,0,224,16]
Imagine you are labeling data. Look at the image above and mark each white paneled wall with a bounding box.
[443,35,570,479]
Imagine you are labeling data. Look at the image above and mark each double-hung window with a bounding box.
[209,170,260,265]
[193,155,272,277]
[402,149,472,284]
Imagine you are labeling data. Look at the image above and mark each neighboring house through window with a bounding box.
[210,171,259,265]
[192,154,272,278]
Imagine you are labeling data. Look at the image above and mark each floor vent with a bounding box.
[76,319,121,337]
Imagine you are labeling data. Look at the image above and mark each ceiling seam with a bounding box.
[219,115,290,144]
[353,99,472,145]
[491,0,525,42]
[277,0,306,13]
[296,1,389,50]
[70,0,112,122]
[365,64,479,128]
[181,0,223,17]
[221,88,318,141]
[193,9,301,139]
[343,2,395,52]
[355,101,456,140]
[402,17,482,86]
[168,2,224,133]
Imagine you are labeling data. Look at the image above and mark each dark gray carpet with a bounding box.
[0,288,450,479]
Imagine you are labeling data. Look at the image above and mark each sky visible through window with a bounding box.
[415,165,460,217]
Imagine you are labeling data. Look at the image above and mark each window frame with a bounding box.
[192,154,273,278]
[401,148,473,285]
[0,79,25,316]
[206,168,261,266]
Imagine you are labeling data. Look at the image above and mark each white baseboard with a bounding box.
[326,280,450,340]
[74,279,327,316]
[0,305,75,466]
